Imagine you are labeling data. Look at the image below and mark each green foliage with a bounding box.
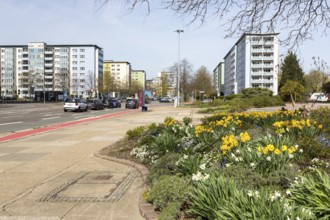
[311,107,330,134]
[189,173,315,220]
[182,116,192,125]
[126,126,145,140]
[176,154,204,177]
[149,175,191,211]
[159,201,182,220]
[280,51,305,89]
[289,170,330,219]
[249,95,284,108]
[147,153,181,184]
[152,131,181,156]
[279,80,305,102]
[241,87,273,98]
[217,164,300,190]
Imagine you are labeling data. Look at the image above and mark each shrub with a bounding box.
[159,201,182,220]
[289,169,330,219]
[149,175,191,211]
[241,87,273,98]
[126,126,145,140]
[182,116,192,125]
[250,95,284,108]
[147,153,181,184]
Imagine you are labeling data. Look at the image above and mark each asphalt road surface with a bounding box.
[0,102,128,134]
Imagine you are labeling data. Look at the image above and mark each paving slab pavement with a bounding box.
[0,104,205,220]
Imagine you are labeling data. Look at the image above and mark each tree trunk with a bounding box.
[290,93,296,109]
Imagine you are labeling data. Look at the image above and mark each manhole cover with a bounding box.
[94,175,112,180]
[39,171,138,203]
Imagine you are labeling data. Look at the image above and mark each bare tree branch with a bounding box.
[98,0,330,47]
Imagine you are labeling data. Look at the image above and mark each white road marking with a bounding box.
[0,121,23,126]
[42,116,60,120]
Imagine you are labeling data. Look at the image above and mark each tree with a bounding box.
[98,0,330,46]
[101,70,116,95]
[168,59,193,101]
[280,80,305,108]
[279,52,305,89]
[304,70,328,94]
[192,66,214,99]
[85,70,96,98]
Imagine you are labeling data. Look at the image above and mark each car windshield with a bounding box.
[65,98,79,103]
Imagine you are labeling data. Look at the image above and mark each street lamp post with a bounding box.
[174,29,184,107]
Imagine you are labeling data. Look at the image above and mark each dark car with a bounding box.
[109,98,122,108]
[125,98,139,109]
[86,98,104,110]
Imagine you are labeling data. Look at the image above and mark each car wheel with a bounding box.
[84,107,87,112]
[64,109,67,112]
[78,107,81,112]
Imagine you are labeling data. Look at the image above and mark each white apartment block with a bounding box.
[213,62,225,96]
[103,60,131,91]
[224,33,279,96]
[0,42,103,100]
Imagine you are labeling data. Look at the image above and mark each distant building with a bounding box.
[103,60,131,94]
[155,72,176,97]
[223,33,279,96]
[213,62,224,96]
[131,70,146,90]
[0,42,103,100]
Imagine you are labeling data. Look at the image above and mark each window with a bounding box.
[80,67,85,70]
[72,49,77,52]
[72,55,77,58]
[80,49,85,52]
[80,55,85,58]
[73,67,77,70]
[72,61,78,64]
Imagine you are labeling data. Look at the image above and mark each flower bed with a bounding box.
[129,110,330,220]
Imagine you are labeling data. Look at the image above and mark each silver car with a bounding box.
[63,98,88,112]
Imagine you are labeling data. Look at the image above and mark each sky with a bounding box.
[0,0,329,79]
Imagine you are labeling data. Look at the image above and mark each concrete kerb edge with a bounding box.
[93,151,159,220]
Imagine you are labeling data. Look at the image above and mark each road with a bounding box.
[0,103,129,134]
[0,102,197,220]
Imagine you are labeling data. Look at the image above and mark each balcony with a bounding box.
[44,75,53,79]
[45,57,53,61]
[45,69,53,73]
[45,63,53,67]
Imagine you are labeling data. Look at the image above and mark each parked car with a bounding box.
[86,98,104,110]
[125,98,139,109]
[159,97,171,103]
[109,98,122,108]
[63,98,88,112]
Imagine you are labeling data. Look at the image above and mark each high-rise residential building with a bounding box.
[223,33,279,96]
[213,62,225,96]
[103,60,131,92]
[131,70,146,90]
[0,42,103,100]
[155,72,176,97]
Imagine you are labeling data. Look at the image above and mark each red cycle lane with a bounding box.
[0,109,140,143]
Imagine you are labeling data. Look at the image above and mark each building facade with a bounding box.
[103,60,131,92]
[213,62,225,96]
[0,42,103,100]
[131,70,146,90]
[223,33,279,96]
